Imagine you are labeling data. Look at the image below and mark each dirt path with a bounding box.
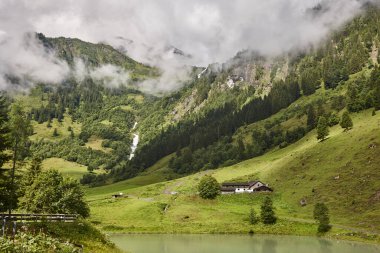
[163,181,184,194]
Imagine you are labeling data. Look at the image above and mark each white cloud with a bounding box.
[0,0,377,92]
[90,64,130,88]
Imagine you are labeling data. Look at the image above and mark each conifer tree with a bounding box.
[313,203,331,233]
[23,158,42,188]
[249,207,259,225]
[340,111,353,131]
[0,94,11,212]
[260,196,277,224]
[307,105,317,130]
[0,94,10,168]
[47,118,52,128]
[316,116,329,141]
[8,103,33,214]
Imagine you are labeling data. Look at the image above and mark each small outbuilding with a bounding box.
[112,192,125,198]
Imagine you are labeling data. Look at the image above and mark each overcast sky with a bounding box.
[0,0,376,91]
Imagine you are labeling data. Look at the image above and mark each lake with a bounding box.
[109,234,380,253]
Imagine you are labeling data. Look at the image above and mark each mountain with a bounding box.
[13,5,380,194]
[37,33,157,81]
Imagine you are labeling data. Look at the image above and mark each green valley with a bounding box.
[86,106,380,242]
[1,2,380,252]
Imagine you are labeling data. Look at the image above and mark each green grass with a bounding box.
[85,135,113,153]
[30,113,81,142]
[42,158,88,180]
[86,109,380,243]
[29,220,122,253]
[86,154,178,201]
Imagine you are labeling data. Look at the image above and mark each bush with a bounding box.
[0,232,80,253]
[328,112,340,126]
[22,169,90,217]
[249,208,259,225]
[197,175,220,199]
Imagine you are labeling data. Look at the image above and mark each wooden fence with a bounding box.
[1,213,77,237]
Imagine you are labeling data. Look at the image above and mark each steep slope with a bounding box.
[127,5,380,180]
[86,107,380,238]
[37,33,156,80]
[17,6,380,187]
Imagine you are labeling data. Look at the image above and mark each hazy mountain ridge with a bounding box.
[12,6,380,187]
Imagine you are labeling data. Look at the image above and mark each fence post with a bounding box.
[12,221,17,237]
[2,217,6,237]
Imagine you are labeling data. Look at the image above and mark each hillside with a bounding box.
[8,6,376,190]
[86,107,380,240]
[38,33,156,80]
[3,1,380,252]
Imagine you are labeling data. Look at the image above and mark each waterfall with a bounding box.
[129,122,139,160]
[197,67,207,79]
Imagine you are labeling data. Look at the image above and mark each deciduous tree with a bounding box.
[22,170,90,217]
[198,175,220,199]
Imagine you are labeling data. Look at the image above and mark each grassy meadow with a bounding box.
[84,109,380,243]
[41,158,88,180]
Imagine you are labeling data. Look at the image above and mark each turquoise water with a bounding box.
[109,234,380,253]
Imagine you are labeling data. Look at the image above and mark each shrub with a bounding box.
[249,208,259,225]
[0,232,80,253]
[197,175,220,199]
[22,169,90,218]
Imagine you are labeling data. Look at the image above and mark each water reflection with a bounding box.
[262,239,277,253]
[109,234,380,253]
[318,238,333,253]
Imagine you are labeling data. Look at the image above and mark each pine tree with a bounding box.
[374,83,380,110]
[0,94,11,212]
[53,128,59,137]
[237,139,245,160]
[340,111,353,131]
[368,66,380,109]
[328,112,340,126]
[23,158,42,188]
[249,207,259,225]
[260,196,277,224]
[313,203,331,233]
[47,118,52,128]
[8,103,33,214]
[0,94,10,168]
[316,116,329,141]
[306,106,317,130]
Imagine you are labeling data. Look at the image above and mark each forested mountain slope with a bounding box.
[117,6,380,183]
[13,6,380,188]
[86,106,380,235]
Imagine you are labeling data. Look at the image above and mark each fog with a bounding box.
[0,0,377,92]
